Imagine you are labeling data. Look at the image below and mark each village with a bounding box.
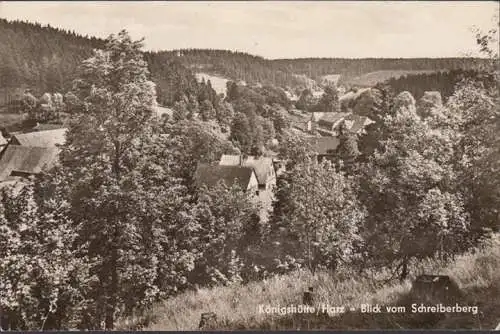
[0,3,498,331]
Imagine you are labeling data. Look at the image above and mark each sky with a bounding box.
[0,1,498,59]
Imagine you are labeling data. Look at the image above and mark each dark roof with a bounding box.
[219,155,275,185]
[12,128,67,147]
[194,164,255,190]
[0,145,59,181]
[317,112,349,129]
[307,137,340,155]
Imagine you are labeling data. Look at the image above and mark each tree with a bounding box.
[21,91,38,113]
[230,112,252,153]
[312,85,340,113]
[358,91,470,280]
[295,88,313,111]
[57,30,187,329]
[186,182,261,285]
[199,99,216,121]
[0,181,88,330]
[270,158,364,273]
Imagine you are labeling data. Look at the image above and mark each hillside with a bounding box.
[0,18,490,109]
[271,58,490,83]
[0,19,205,109]
[345,70,437,87]
[119,235,500,331]
[161,50,490,90]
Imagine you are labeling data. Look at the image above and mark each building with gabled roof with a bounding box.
[219,154,276,190]
[11,128,67,147]
[0,145,59,181]
[193,163,259,192]
[307,136,341,161]
[343,114,374,134]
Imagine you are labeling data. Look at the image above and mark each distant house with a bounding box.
[11,128,67,147]
[307,136,341,161]
[308,112,373,136]
[0,145,59,182]
[343,114,374,134]
[219,155,276,190]
[193,164,259,193]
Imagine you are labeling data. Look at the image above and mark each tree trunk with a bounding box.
[105,247,118,329]
[399,257,408,282]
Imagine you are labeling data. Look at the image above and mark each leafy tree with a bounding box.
[230,112,252,153]
[0,181,88,330]
[21,91,37,113]
[295,88,313,111]
[55,30,190,329]
[270,158,364,273]
[199,99,216,121]
[311,85,340,113]
[358,91,470,280]
[270,105,290,139]
[187,182,261,285]
[161,120,239,184]
[215,100,234,131]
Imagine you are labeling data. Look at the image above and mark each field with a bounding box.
[344,70,437,87]
[195,72,230,96]
[118,235,500,331]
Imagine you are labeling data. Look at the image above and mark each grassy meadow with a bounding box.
[117,234,500,331]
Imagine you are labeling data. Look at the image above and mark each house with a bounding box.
[219,155,276,190]
[343,114,374,134]
[193,164,259,192]
[11,128,67,147]
[317,112,349,131]
[0,145,59,182]
[307,136,341,161]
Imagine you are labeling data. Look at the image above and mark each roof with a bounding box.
[219,155,275,185]
[12,128,67,147]
[344,114,372,134]
[194,164,255,190]
[0,136,7,146]
[307,137,340,155]
[0,145,59,181]
[317,112,349,129]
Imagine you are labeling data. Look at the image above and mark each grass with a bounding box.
[195,72,230,96]
[0,113,26,129]
[118,234,500,330]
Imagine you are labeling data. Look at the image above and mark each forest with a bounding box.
[0,18,492,108]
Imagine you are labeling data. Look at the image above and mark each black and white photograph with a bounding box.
[0,1,499,331]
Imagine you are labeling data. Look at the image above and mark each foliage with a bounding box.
[270,158,364,273]
[357,91,471,278]
[186,182,261,286]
